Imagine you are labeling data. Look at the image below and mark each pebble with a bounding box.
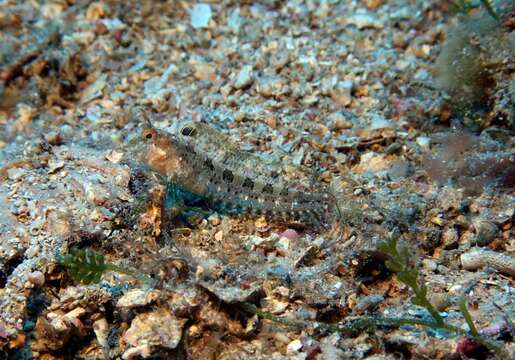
[347,12,383,29]
[47,159,65,174]
[279,229,300,241]
[327,111,353,130]
[122,308,187,358]
[354,294,384,314]
[214,230,224,241]
[422,259,437,272]
[330,80,354,106]
[193,63,216,81]
[388,159,411,180]
[7,168,26,181]
[370,115,394,130]
[190,3,212,29]
[227,8,243,33]
[414,68,430,81]
[442,226,459,249]
[276,236,290,250]
[256,75,284,97]
[254,216,268,229]
[416,136,431,150]
[234,65,254,89]
[28,271,45,287]
[116,289,160,309]
[84,182,109,206]
[207,214,221,226]
[363,0,385,10]
[470,219,498,246]
[286,339,303,355]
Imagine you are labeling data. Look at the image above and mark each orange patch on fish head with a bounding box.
[141,128,184,178]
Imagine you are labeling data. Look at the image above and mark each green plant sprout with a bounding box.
[377,234,444,326]
[59,247,152,285]
[377,233,500,353]
[242,234,505,356]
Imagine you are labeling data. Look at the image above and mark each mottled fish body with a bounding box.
[137,120,338,228]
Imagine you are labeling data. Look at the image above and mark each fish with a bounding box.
[170,116,318,188]
[134,109,340,229]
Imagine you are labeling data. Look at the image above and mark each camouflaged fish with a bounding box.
[135,110,340,229]
[171,117,318,188]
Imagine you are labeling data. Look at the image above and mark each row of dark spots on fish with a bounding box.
[171,136,331,227]
[201,158,329,227]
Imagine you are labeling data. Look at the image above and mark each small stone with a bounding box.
[254,216,268,229]
[330,80,353,106]
[320,76,338,96]
[227,8,243,33]
[7,168,26,181]
[414,68,430,81]
[388,159,411,180]
[46,131,63,145]
[86,2,107,20]
[470,219,498,246]
[280,229,300,241]
[234,65,254,89]
[442,227,459,249]
[81,74,107,104]
[354,294,384,314]
[106,150,124,164]
[347,12,383,29]
[276,236,290,250]
[356,152,388,173]
[247,233,279,250]
[28,271,45,287]
[264,116,277,128]
[430,214,445,226]
[286,339,303,355]
[363,0,385,10]
[207,214,221,226]
[416,136,431,150]
[214,230,224,241]
[327,112,352,130]
[448,284,462,295]
[270,51,290,70]
[121,307,187,358]
[47,159,65,174]
[117,289,160,309]
[256,75,284,97]
[84,182,109,206]
[93,318,109,349]
[392,33,408,48]
[422,259,437,272]
[234,110,246,122]
[370,115,394,130]
[190,3,212,29]
[390,6,412,20]
[194,63,216,81]
[261,297,289,314]
[385,142,402,154]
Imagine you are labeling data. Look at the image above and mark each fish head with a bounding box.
[139,127,194,182]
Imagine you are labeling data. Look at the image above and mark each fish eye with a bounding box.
[180,126,196,136]
[142,128,157,141]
